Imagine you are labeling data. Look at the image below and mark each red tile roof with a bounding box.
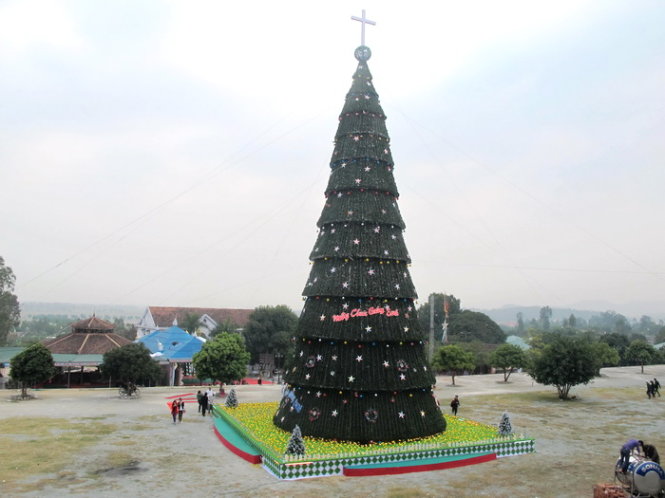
[148,306,253,328]
[43,332,131,355]
[70,315,115,333]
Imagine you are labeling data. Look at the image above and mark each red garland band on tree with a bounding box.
[273,45,446,443]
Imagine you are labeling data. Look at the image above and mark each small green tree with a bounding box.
[448,310,505,344]
[591,341,620,374]
[490,343,527,382]
[527,336,598,399]
[0,256,21,346]
[193,332,250,385]
[625,340,656,374]
[432,344,475,386]
[10,343,55,398]
[100,343,161,386]
[181,313,202,335]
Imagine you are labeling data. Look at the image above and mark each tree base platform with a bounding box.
[211,403,534,480]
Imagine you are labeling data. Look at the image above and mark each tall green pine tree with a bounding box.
[273,46,446,442]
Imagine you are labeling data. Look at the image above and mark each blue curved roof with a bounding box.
[136,326,204,361]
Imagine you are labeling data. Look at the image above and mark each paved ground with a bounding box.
[1,365,664,497]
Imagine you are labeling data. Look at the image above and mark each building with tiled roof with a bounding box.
[43,315,132,356]
[136,306,253,339]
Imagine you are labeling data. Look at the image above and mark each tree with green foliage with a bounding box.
[243,305,298,363]
[527,336,598,399]
[433,344,476,386]
[10,343,55,398]
[498,412,513,436]
[591,341,620,373]
[212,317,240,337]
[417,293,461,340]
[100,343,161,386]
[193,332,250,385]
[225,387,239,408]
[181,313,202,335]
[539,306,552,331]
[655,327,665,345]
[0,256,20,346]
[449,310,505,344]
[625,340,656,374]
[490,343,527,382]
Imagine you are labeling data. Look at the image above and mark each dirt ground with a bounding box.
[2,365,664,497]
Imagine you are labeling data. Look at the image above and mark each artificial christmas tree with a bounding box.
[285,425,306,456]
[225,388,238,408]
[273,44,446,443]
[498,412,513,436]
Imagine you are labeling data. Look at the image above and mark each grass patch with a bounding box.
[0,417,117,493]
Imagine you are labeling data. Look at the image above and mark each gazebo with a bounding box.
[42,315,132,386]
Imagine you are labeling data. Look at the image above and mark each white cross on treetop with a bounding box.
[351,9,376,46]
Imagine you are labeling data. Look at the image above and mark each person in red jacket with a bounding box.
[170,399,179,424]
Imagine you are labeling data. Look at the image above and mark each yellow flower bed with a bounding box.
[220,402,507,457]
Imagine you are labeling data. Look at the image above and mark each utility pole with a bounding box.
[428,293,435,362]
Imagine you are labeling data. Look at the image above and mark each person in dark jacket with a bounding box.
[200,391,209,416]
[450,395,460,416]
[642,441,660,464]
[620,439,643,473]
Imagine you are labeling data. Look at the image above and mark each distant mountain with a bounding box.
[473,305,665,327]
[21,302,144,321]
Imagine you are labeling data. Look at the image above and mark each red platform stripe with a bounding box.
[212,426,262,464]
[165,393,195,399]
[343,453,496,477]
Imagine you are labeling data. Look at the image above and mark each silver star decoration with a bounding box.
[395,283,400,290]
[383,361,389,367]
[330,267,336,273]
[348,376,355,382]
[332,409,338,417]
[342,281,349,288]
[354,178,362,184]
[381,209,387,214]
[420,410,426,417]
[347,210,354,216]
[342,303,349,310]
[299,350,304,357]
[330,371,335,376]
[320,314,326,321]
[356,355,363,362]
[353,135,360,141]
[341,162,347,168]
[353,239,360,245]
[398,411,405,418]
[391,234,397,239]
[423,366,428,371]
[373,226,380,233]
[305,374,310,380]
[332,355,338,361]
[365,326,372,332]
[337,192,343,197]
[368,269,375,275]
[334,246,340,252]
[384,149,389,154]
[364,166,371,172]
[316,391,322,398]
[399,374,406,381]
[316,354,322,361]
[385,250,390,255]
[407,306,412,311]
[331,228,336,233]
[403,326,409,332]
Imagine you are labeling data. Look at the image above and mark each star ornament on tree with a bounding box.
[398,411,405,419]
[353,239,360,245]
[356,355,363,362]
[348,375,355,383]
[332,409,338,417]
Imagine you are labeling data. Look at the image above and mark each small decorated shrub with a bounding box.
[498,412,513,436]
[225,388,238,408]
[285,424,306,456]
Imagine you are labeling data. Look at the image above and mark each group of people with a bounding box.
[646,378,661,398]
[619,439,661,473]
[170,398,185,424]
[197,387,215,416]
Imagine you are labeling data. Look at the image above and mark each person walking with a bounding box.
[206,387,214,415]
[196,390,203,413]
[170,399,179,424]
[653,378,661,397]
[646,381,653,399]
[200,391,209,416]
[177,398,185,423]
[450,395,460,416]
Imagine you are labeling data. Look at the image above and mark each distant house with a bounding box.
[136,306,253,339]
[136,326,205,386]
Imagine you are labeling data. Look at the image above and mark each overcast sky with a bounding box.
[2,1,664,317]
